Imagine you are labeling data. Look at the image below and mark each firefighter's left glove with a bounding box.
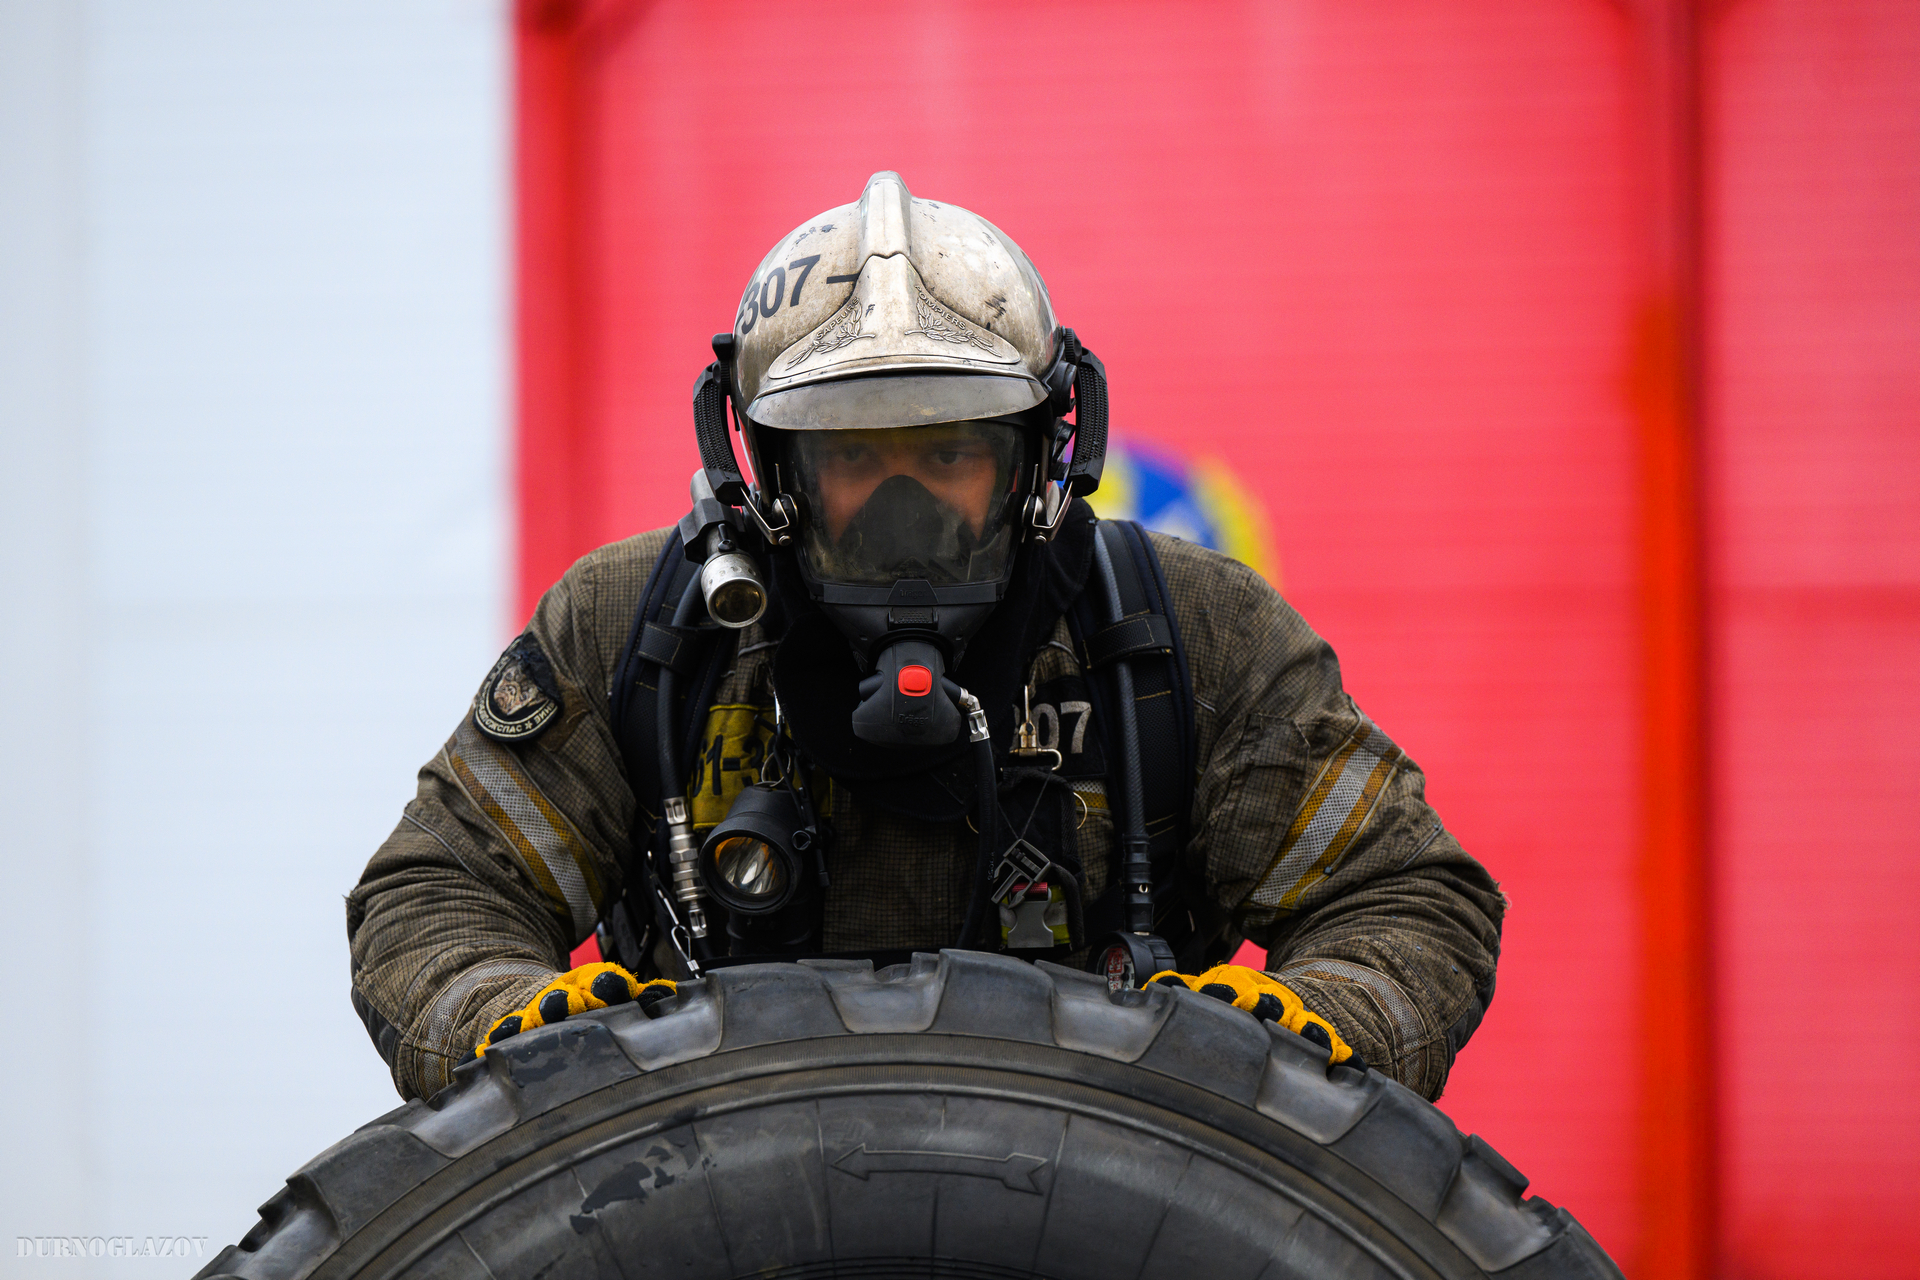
[1151,964,1362,1068]
[476,963,676,1057]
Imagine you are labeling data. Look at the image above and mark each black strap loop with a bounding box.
[638,621,702,677]
[1084,614,1173,668]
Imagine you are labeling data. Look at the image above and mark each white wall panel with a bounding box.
[1,1,507,1268]
[0,0,92,1249]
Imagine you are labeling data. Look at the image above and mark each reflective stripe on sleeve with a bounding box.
[1251,720,1403,911]
[446,720,602,940]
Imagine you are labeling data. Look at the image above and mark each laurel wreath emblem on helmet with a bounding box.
[784,297,876,369]
[905,285,996,352]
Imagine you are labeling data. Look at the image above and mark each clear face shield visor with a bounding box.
[782,418,1027,589]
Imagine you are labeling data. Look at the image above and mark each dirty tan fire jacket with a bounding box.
[348,528,1504,1103]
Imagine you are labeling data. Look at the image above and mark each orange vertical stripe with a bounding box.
[1629,3,1716,1276]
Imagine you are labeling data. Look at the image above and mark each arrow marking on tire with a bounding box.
[830,1144,1048,1193]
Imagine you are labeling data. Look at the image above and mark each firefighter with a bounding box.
[348,173,1503,1103]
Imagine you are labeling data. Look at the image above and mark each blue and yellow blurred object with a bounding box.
[1085,441,1279,587]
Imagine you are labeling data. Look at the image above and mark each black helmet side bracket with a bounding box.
[1028,327,1109,540]
[694,333,797,547]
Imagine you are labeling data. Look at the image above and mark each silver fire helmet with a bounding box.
[729,171,1059,433]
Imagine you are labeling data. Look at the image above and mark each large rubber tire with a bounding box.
[201,952,1618,1280]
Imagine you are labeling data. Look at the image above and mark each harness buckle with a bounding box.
[988,838,1054,907]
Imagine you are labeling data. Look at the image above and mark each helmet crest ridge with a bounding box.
[856,170,913,261]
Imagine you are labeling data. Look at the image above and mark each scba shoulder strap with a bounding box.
[605,532,738,969]
[1067,520,1210,967]
[612,534,722,821]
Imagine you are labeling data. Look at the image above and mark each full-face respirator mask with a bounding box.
[689,348,1099,749]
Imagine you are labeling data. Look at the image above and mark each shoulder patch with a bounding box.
[473,632,562,743]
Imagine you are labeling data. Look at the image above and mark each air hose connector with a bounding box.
[956,688,991,743]
[664,795,708,938]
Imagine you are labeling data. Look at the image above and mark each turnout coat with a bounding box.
[348,525,1505,1103]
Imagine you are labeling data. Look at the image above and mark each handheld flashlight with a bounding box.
[696,783,815,917]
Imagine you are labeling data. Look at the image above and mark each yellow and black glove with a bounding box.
[476,962,676,1058]
[1151,964,1363,1068]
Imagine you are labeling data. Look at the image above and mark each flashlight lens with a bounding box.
[701,552,768,628]
[707,576,766,627]
[711,835,787,900]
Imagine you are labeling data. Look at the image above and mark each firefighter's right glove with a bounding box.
[475,962,675,1057]
[1151,964,1363,1069]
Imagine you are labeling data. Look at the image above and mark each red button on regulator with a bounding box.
[896,664,933,697]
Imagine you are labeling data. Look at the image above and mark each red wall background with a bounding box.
[514,2,1920,1275]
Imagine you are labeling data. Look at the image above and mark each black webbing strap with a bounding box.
[691,358,749,505]
[1067,520,1197,942]
[1084,614,1173,668]
[637,621,703,677]
[603,526,742,971]
[608,530,730,825]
